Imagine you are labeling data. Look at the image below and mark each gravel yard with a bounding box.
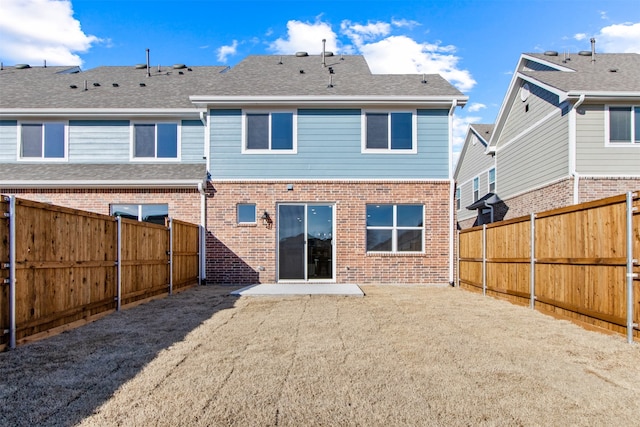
[1,285,639,426]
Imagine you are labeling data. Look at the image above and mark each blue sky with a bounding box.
[1,0,639,162]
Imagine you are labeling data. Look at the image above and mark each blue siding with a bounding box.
[68,120,130,163]
[209,108,450,179]
[0,120,17,162]
[181,120,205,163]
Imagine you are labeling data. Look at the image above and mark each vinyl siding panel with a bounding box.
[181,120,205,163]
[68,120,130,162]
[209,108,450,180]
[457,180,476,220]
[576,104,640,175]
[522,59,557,72]
[497,111,568,197]
[500,84,561,145]
[0,120,17,162]
[455,136,494,184]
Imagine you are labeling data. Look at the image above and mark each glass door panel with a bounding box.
[278,204,334,281]
[307,205,333,280]
[278,205,305,280]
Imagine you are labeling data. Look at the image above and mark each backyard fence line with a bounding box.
[458,191,640,344]
[0,196,202,351]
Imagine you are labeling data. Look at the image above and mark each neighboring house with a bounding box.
[1,51,468,285]
[454,124,498,228]
[456,44,640,228]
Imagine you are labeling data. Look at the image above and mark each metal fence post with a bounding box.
[116,216,122,311]
[626,192,637,344]
[530,213,536,310]
[8,196,16,350]
[169,218,173,296]
[482,224,487,296]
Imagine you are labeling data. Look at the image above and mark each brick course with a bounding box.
[206,181,452,285]
[0,188,202,225]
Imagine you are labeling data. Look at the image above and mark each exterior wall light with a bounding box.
[261,211,273,229]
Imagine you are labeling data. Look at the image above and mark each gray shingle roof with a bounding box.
[470,124,494,143]
[0,65,228,109]
[520,53,640,93]
[0,164,206,187]
[0,55,466,110]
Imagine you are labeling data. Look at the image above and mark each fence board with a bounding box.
[0,196,201,349]
[0,198,8,349]
[459,190,640,342]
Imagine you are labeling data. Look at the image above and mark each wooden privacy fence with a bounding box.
[458,191,640,343]
[0,196,202,350]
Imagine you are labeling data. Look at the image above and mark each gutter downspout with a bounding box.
[483,201,494,224]
[569,94,585,205]
[198,182,207,285]
[448,99,458,286]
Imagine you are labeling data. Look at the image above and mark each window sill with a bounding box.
[366,252,424,257]
[237,223,257,227]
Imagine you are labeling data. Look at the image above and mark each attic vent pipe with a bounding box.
[590,38,596,63]
[322,39,326,67]
[146,48,150,77]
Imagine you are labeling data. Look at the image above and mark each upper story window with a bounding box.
[455,188,461,210]
[362,111,416,153]
[243,111,296,153]
[132,123,179,159]
[473,177,479,202]
[607,106,640,145]
[19,122,66,160]
[488,168,496,193]
[366,204,424,253]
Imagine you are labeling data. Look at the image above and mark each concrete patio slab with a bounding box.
[230,283,364,297]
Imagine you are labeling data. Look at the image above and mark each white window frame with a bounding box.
[130,121,181,161]
[241,110,298,154]
[17,121,69,162]
[488,168,496,193]
[605,105,640,147]
[361,110,418,154]
[366,204,424,254]
[237,203,257,224]
[473,177,479,202]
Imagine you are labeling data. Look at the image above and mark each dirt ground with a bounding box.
[1,285,639,427]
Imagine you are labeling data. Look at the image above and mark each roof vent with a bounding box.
[187,67,192,71]
[93,82,100,87]
[173,64,187,69]
[295,51,308,57]
[178,71,184,75]
[578,51,592,56]
[112,83,119,87]
[278,56,283,65]
[544,51,558,56]
[135,64,147,69]
[299,69,305,74]
[609,68,618,73]
[328,67,334,74]
[15,64,31,69]
[70,85,78,89]
[421,73,427,84]
[325,51,334,57]
[139,82,146,87]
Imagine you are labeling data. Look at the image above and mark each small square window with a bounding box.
[237,204,256,224]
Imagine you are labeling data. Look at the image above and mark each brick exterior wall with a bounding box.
[205,181,453,285]
[578,177,640,204]
[0,188,202,225]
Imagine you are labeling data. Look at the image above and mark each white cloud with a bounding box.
[391,19,420,29]
[594,22,640,53]
[574,33,588,41]
[357,36,476,92]
[269,18,475,93]
[467,103,487,113]
[217,40,238,63]
[0,0,100,65]
[269,20,339,54]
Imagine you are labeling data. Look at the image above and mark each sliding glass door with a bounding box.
[278,204,334,281]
